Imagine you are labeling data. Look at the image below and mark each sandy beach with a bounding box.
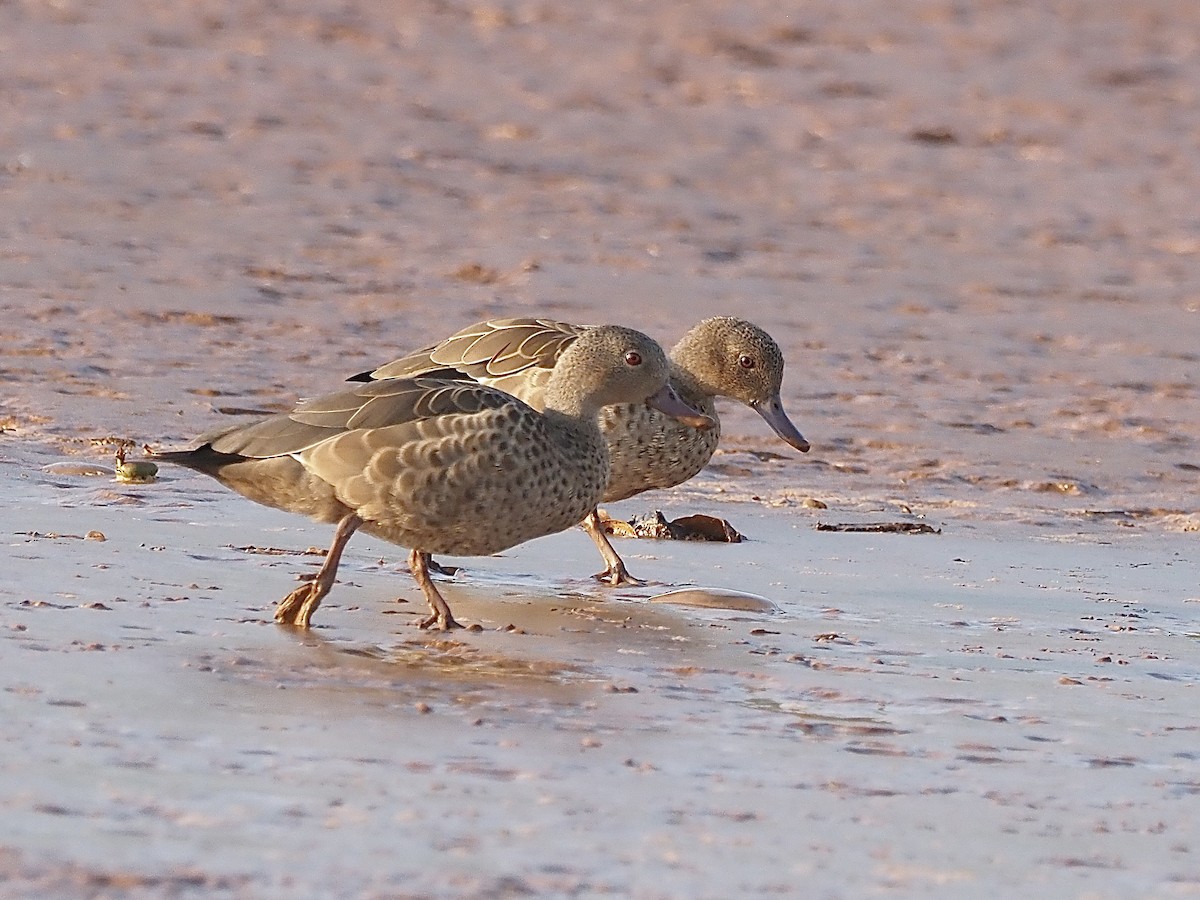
[2,0,1198,896]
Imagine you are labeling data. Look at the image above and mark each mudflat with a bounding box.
[2,1,1198,895]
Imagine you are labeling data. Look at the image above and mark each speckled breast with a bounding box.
[350,410,611,557]
[598,392,720,503]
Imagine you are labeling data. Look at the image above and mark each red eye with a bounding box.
[625,351,642,366]
[738,354,756,369]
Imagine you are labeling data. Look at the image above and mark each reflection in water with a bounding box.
[649,587,778,613]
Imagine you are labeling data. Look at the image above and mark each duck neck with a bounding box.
[542,385,601,423]
[666,349,717,406]
[540,405,606,460]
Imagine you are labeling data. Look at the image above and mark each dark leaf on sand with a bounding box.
[816,522,941,534]
[669,514,744,542]
[227,544,327,556]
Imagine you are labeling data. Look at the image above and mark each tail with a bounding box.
[149,444,246,477]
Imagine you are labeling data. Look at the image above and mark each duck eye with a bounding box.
[624,351,643,366]
[738,354,756,370]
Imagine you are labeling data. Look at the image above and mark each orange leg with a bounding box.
[582,508,644,587]
[274,513,362,627]
[410,548,463,630]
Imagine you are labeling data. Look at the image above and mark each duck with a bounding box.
[352,316,809,585]
[153,325,712,629]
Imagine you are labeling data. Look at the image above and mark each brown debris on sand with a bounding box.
[597,509,745,542]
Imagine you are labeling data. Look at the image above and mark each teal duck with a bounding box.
[354,316,809,585]
[155,325,712,629]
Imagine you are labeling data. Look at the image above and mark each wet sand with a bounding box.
[2,0,1199,896]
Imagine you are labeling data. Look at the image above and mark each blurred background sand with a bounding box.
[1,1,1198,895]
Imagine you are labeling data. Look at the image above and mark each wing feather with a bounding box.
[364,318,588,384]
[206,378,522,460]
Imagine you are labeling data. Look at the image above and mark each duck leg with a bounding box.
[582,508,644,587]
[274,513,363,627]
[409,549,463,630]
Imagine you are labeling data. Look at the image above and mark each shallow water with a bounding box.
[2,0,1198,895]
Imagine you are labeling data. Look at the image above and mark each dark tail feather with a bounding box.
[150,445,246,477]
[347,365,475,384]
